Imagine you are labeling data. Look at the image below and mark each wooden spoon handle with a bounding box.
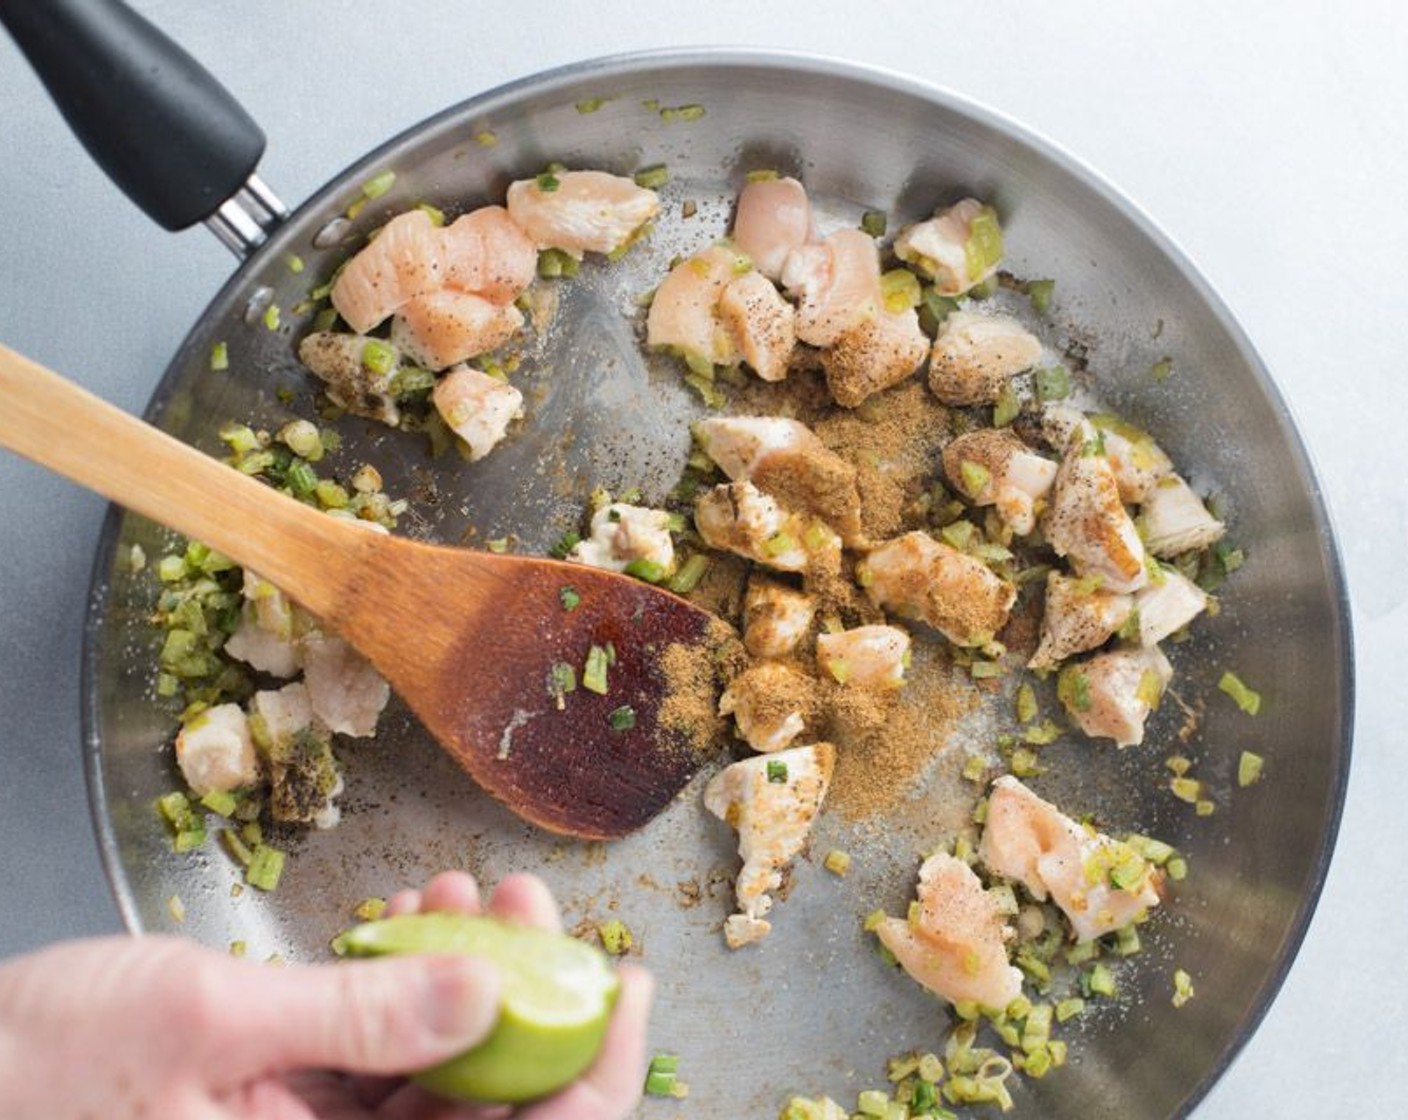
[0,342,360,618]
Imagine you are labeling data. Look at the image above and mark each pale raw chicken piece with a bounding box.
[718,270,797,382]
[718,661,817,753]
[894,198,1002,297]
[942,428,1058,537]
[1044,427,1148,594]
[928,311,1043,406]
[784,229,884,347]
[694,416,864,545]
[248,681,314,747]
[390,289,523,371]
[1028,571,1134,671]
[224,601,300,679]
[821,306,929,408]
[298,632,390,739]
[980,775,1162,943]
[297,331,402,426]
[859,531,1016,648]
[505,170,659,258]
[731,176,812,280]
[645,245,743,370]
[1140,474,1226,558]
[1059,645,1172,748]
[431,365,524,461]
[815,625,910,689]
[874,852,1023,1011]
[703,742,835,948]
[440,206,538,306]
[175,703,259,797]
[567,503,676,575]
[1090,415,1174,503]
[742,576,816,658]
[694,482,835,572]
[331,209,445,334]
[1132,567,1208,647]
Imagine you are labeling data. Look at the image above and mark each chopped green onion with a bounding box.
[1172,968,1195,1007]
[598,918,633,955]
[360,338,398,376]
[1034,364,1071,402]
[474,129,499,148]
[766,760,789,784]
[575,97,608,114]
[959,459,992,498]
[535,172,561,192]
[1151,357,1174,383]
[1219,670,1262,715]
[199,789,238,817]
[1170,776,1202,804]
[860,209,888,238]
[353,897,386,921]
[1025,278,1055,314]
[167,894,186,923]
[549,530,581,559]
[744,168,778,183]
[361,170,396,200]
[485,537,509,554]
[666,553,710,594]
[623,558,666,583]
[992,383,1021,427]
[608,705,636,731]
[548,662,577,708]
[963,205,1004,281]
[1055,996,1085,1023]
[285,253,305,274]
[918,288,961,335]
[537,247,580,279]
[633,163,669,190]
[823,849,851,876]
[1238,750,1265,787]
[1085,962,1116,998]
[262,303,281,332]
[582,645,610,695]
[1167,856,1189,881]
[857,1090,890,1117]
[644,1054,686,1098]
[209,341,229,372]
[880,268,922,313]
[559,586,581,611]
[659,103,706,122]
[1015,682,1038,724]
[246,844,286,892]
[1057,665,1092,713]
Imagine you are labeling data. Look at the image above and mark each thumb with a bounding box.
[233,954,502,1077]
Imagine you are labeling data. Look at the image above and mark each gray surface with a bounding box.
[0,1,1403,1117]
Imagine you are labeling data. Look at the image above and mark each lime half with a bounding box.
[339,912,620,1103]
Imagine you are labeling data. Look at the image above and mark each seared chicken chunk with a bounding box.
[1090,414,1173,503]
[297,331,402,427]
[719,660,818,753]
[175,703,259,797]
[390,290,523,371]
[1140,474,1226,558]
[718,270,797,382]
[1043,425,1148,594]
[894,198,1003,297]
[431,364,524,461]
[942,428,1058,537]
[1058,645,1172,748]
[646,244,744,371]
[1132,567,1208,646]
[695,482,818,571]
[874,851,1023,1011]
[704,742,836,948]
[731,175,813,281]
[821,306,929,408]
[784,229,883,347]
[568,503,675,575]
[694,416,863,545]
[859,531,1016,648]
[928,312,1043,406]
[815,625,910,689]
[505,170,659,259]
[980,775,1162,943]
[742,577,816,658]
[1028,571,1135,671]
[298,632,390,739]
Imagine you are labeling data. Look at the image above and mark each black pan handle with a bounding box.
[0,0,266,232]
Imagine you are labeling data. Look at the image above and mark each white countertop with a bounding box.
[2,1,1404,1115]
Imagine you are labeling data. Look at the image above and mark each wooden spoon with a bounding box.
[0,343,722,839]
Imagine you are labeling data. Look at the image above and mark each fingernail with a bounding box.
[422,956,501,1044]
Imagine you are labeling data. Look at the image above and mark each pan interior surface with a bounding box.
[82,52,1350,1119]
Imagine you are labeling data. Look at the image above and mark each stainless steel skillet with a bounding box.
[2,3,1352,1117]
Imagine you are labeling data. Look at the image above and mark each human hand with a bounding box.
[0,871,653,1120]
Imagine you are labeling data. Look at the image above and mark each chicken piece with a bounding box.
[1140,474,1226,558]
[821,306,929,408]
[297,331,402,426]
[431,365,524,461]
[694,416,863,545]
[1043,428,1148,594]
[505,170,659,259]
[248,681,314,747]
[331,209,445,334]
[174,703,260,797]
[390,290,523,371]
[298,632,390,739]
[248,683,344,828]
[742,577,815,658]
[942,428,1058,537]
[874,852,1023,1011]
[718,270,797,382]
[1132,567,1208,647]
[1089,414,1173,503]
[718,661,818,753]
[731,176,812,280]
[1027,571,1134,671]
[645,245,744,371]
[815,625,910,689]
[224,601,300,679]
[1058,645,1172,748]
[703,742,835,948]
[927,311,1043,406]
[440,206,537,306]
[694,482,836,572]
[858,531,1016,648]
[894,198,1003,297]
[784,229,884,347]
[567,503,676,575]
[980,775,1162,943]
